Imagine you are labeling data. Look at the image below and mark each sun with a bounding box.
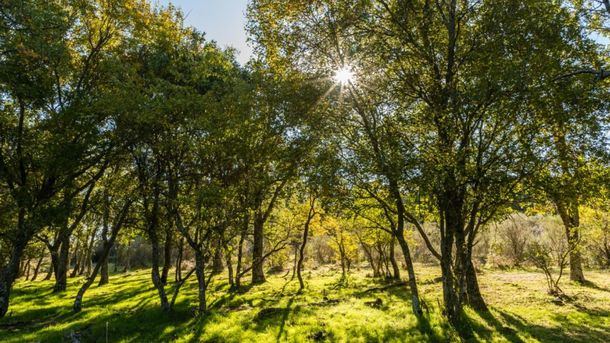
[333,66,355,85]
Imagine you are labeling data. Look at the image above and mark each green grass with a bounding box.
[1,264,609,342]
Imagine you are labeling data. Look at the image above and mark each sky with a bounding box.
[157,0,252,65]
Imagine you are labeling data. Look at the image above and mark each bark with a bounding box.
[80,229,95,276]
[53,234,70,292]
[235,213,248,289]
[69,244,80,278]
[251,180,287,285]
[251,215,265,284]
[297,197,316,292]
[194,250,207,313]
[395,232,422,317]
[212,244,224,275]
[161,227,173,285]
[338,243,347,279]
[223,243,234,288]
[555,200,586,282]
[175,238,184,282]
[0,211,29,318]
[389,179,422,316]
[24,258,31,281]
[389,237,401,280]
[99,220,109,286]
[149,227,170,311]
[44,258,54,281]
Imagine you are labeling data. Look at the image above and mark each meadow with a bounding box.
[1,265,609,342]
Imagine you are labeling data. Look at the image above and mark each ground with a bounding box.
[0,264,609,342]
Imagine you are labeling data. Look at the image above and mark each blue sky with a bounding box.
[157,0,252,64]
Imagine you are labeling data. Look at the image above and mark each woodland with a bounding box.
[1,0,610,342]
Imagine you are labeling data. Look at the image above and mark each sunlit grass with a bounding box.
[1,265,609,342]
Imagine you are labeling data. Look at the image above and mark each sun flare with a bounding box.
[333,66,355,85]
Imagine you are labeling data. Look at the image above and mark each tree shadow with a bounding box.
[276,296,295,342]
[493,308,610,343]
[579,280,610,293]
[467,308,524,343]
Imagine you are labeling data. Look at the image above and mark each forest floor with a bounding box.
[0,264,609,342]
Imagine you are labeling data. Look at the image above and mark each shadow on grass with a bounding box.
[580,280,610,293]
[465,308,525,343]
[469,306,610,343]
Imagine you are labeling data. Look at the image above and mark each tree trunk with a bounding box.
[44,258,54,281]
[79,231,95,276]
[31,257,43,281]
[251,216,265,284]
[123,241,131,273]
[161,228,172,285]
[24,258,31,281]
[149,229,170,312]
[175,238,184,282]
[297,197,315,292]
[555,200,585,282]
[54,234,70,292]
[361,242,378,277]
[235,212,248,289]
[440,198,463,326]
[395,232,422,317]
[73,201,130,313]
[224,243,234,288]
[212,244,224,275]
[99,223,109,286]
[194,250,207,314]
[0,213,29,318]
[69,246,80,278]
[389,237,400,280]
[338,244,347,279]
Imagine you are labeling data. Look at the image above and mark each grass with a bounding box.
[0,264,609,342]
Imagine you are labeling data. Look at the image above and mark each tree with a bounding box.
[0,0,136,317]
[248,0,599,324]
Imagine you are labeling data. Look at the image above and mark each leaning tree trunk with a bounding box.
[31,256,43,281]
[73,201,130,313]
[0,214,30,318]
[395,232,422,317]
[24,258,31,281]
[464,232,487,311]
[149,229,171,312]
